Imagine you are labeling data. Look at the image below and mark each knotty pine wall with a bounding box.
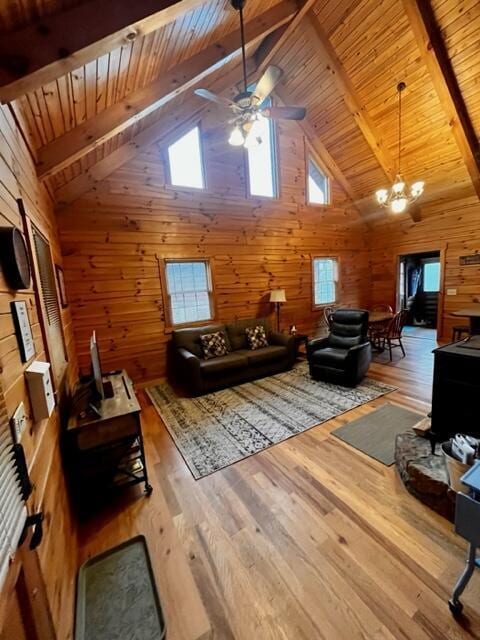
[58,115,370,383]
[0,105,77,639]
[369,190,480,342]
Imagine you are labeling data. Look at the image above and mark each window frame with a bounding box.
[158,257,217,332]
[304,140,332,207]
[311,255,340,310]
[19,199,68,389]
[164,123,207,193]
[244,98,279,201]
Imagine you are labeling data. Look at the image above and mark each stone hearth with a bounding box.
[395,429,455,521]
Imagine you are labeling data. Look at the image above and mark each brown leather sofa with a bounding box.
[168,317,295,396]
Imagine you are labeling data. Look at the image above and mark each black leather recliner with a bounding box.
[307,309,372,387]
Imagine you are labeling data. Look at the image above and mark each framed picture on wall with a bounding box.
[10,300,35,362]
[55,265,68,308]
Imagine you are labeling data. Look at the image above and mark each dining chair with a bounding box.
[382,309,409,361]
[452,325,470,341]
[323,305,338,329]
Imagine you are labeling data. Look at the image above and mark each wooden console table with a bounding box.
[66,370,152,506]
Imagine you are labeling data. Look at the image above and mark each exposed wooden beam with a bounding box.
[306,12,396,181]
[55,61,253,207]
[37,1,297,180]
[402,0,480,199]
[254,0,318,72]
[306,11,422,222]
[55,102,206,207]
[0,0,208,103]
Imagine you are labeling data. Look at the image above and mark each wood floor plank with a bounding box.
[79,330,480,639]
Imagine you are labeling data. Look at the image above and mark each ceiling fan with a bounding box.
[194,0,306,148]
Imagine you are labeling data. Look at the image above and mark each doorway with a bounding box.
[397,251,441,339]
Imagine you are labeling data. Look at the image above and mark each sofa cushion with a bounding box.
[238,345,286,367]
[199,352,248,376]
[245,325,269,350]
[226,317,271,350]
[173,324,230,358]
[200,331,229,359]
[310,347,349,368]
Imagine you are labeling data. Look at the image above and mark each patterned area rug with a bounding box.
[146,363,395,479]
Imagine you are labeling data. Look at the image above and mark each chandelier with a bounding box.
[375,82,424,214]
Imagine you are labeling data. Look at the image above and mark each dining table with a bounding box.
[368,311,394,325]
[367,310,394,351]
[452,306,480,335]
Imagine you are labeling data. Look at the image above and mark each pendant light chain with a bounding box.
[398,84,402,175]
[374,81,425,212]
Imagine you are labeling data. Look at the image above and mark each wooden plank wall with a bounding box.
[0,104,78,639]
[369,190,480,342]
[58,114,370,383]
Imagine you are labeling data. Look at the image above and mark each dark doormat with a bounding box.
[75,536,166,640]
[332,403,424,465]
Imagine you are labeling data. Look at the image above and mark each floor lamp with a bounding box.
[269,289,286,332]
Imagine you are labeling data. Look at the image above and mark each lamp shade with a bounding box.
[269,289,286,303]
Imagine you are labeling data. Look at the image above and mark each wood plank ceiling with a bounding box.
[3,0,480,214]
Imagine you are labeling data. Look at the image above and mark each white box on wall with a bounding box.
[25,361,55,422]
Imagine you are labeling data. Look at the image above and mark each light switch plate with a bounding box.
[11,402,27,442]
[447,288,457,295]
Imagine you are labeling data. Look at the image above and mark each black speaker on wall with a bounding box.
[0,226,31,289]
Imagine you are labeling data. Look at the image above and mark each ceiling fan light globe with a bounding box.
[244,135,262,149]
[391,197,408,214]
[228,126,244,146]
[375,189,388,205]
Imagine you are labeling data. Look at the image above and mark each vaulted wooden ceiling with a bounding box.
[2,0,479,218]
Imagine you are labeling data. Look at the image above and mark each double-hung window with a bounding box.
[312,257,338,306]
[163,260,214,327]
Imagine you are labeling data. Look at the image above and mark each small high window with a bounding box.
[163,260,214,326]
[312,257,338,306]
[167,126,205,189]
[246,96,277,198]
[307,156,329,205]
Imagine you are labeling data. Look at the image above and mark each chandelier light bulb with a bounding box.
[392,181,405,194]
[410,181,425,197]
[228,126,244,147]
[391,197,408,214]
[375,189,389,205]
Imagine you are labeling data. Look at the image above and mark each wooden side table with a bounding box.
[292,333,309,359]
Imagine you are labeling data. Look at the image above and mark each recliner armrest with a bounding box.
[346,341,371,356]
[307,337,329,358]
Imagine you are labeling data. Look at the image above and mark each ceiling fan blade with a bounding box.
[194,88,236,109]
[251,66,283,105]
[263,106,306,121]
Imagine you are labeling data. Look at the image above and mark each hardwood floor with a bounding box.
[78,334,480,640]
